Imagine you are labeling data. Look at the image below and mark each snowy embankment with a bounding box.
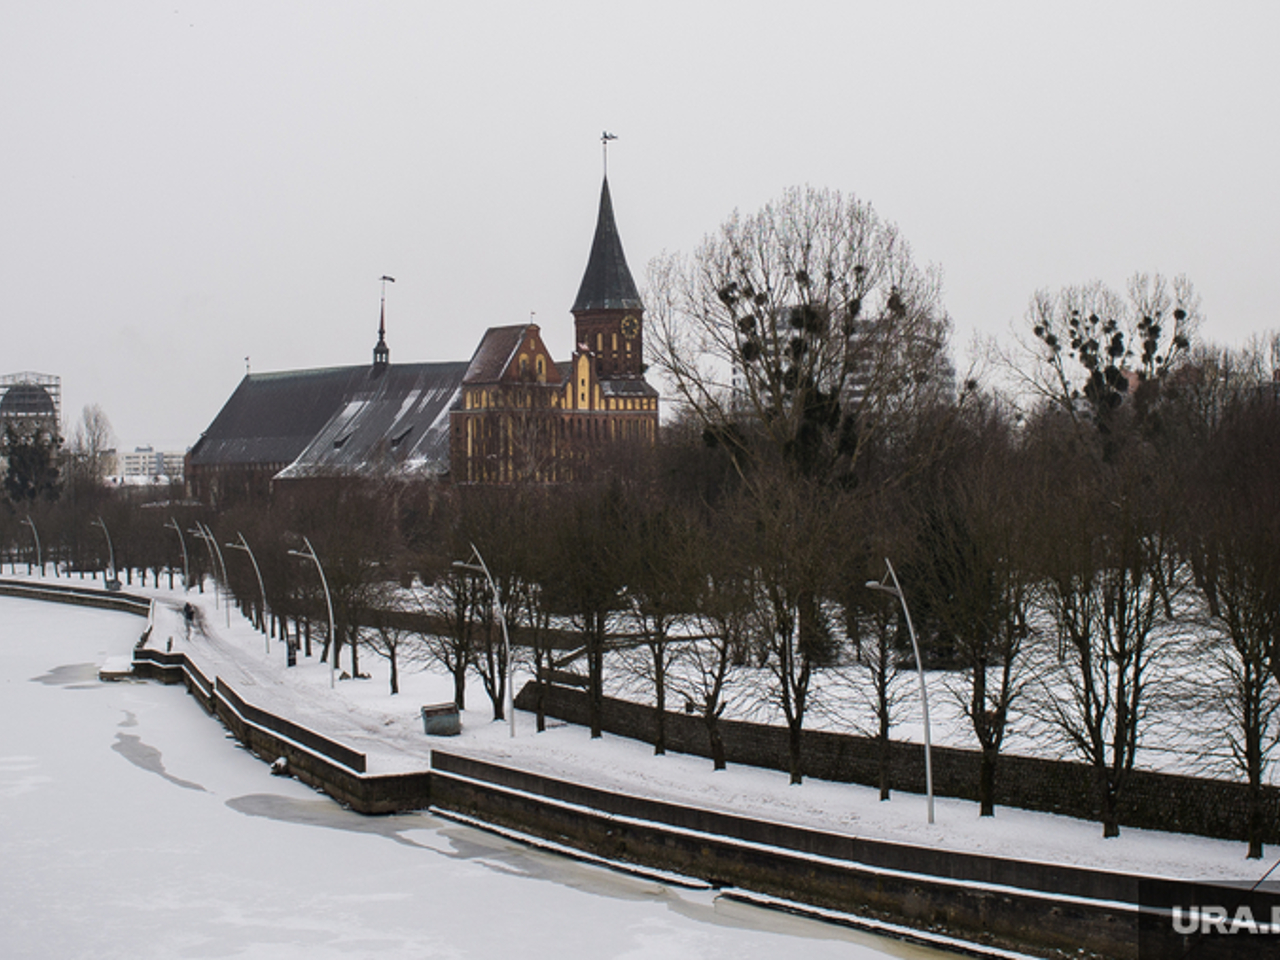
[22,571,1277,885]
[7,593,949,960]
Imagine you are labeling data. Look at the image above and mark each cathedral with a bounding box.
[186,177,658,505]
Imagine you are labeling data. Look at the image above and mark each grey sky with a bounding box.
[3,1,1277,452]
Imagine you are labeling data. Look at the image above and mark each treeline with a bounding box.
[3,344,1280,855]
[4,188,1280,857]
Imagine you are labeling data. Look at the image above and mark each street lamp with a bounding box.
[165,517,189,592]
[190,523,230,627]
[454,542,514,738]
[188,524,218,606]
[866,557,934,825]
[90,516,118,590]
[226,532,268,653]
[289,536,335,689]
[203,523,230,628]
[19,515,41,576]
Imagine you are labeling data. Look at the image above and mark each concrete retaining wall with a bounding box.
[516,681,1280,844]
[131,645,430,813]
[428,752,1140,958]
[0,578,151,617]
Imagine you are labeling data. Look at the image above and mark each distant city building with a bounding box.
[187,174,659,505]
[118,446,184,481]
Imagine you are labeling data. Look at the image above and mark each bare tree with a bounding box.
[908,397,1032,816]
[543,484,629,739]
[1016,273,1197,435]
[1023,411,1183,839]
[1011,273,1199,839]
[738,474,845,784]
[1183,377,1280,858]
[622,501,704,755]
[648,185,953,487]
[418,570,478,711]
[66,404,116,487]
[362,583,426,695]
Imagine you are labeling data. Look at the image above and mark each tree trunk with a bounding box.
[704,712,726,771]
[979,744,998,817]
[877,732,891,801]
[1097,769,1121,838]
[1247,780,1264,860]
[787,719,804,785]
[534,648,547,733]
[389,650,399,695]
[653,649,666,756]
[453,664,467,711]
[1247,727,1265,859]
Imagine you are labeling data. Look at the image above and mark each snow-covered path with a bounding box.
[124,578,1275,884]
[0,595,962,959]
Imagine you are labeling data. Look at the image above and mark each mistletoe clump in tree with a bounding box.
[650,185,953,485]
[1020,273,1199,838]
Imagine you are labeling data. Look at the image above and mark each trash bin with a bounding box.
[420,702,461,736]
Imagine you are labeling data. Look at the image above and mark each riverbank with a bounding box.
[6,574,1277,958]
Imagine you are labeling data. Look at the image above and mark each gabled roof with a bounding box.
[276,361,467,480]
[462,325,530,384]
[571,177,643,314]
[188,366,362,468]
[460,324,564,386]
[189,361,468,480]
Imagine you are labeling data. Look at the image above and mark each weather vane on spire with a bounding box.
[379,275,396,329]
[601,131,617,177]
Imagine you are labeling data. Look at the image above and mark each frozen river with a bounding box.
[0,597,959,960]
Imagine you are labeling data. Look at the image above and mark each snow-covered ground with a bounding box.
[8,570,1280,886]
[1,593,967,960]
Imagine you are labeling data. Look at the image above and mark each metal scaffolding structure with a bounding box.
[0,371,62,438]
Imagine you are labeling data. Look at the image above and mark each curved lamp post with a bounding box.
[454,543,514,738]
[90,516,117,589]
[289,536,335,689]
[202,523,230,628]
[867,557,934,825]
[165,517,189,592]
[189,523,230,627]
[188,524,218,606]
[226,532,268,653]
[19,515,41,576]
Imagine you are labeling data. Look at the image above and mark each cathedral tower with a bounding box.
[571,177,644,379]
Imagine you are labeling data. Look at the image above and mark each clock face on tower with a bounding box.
[621,315,639,339]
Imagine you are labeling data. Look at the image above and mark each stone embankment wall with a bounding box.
[515,681,1280,844]
[0,578,152,616]
[132,646,432,813]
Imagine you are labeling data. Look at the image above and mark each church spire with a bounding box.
[571,176,643,314]
[373,275,393,371]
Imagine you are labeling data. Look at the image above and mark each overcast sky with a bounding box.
[3,1,1278,452]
